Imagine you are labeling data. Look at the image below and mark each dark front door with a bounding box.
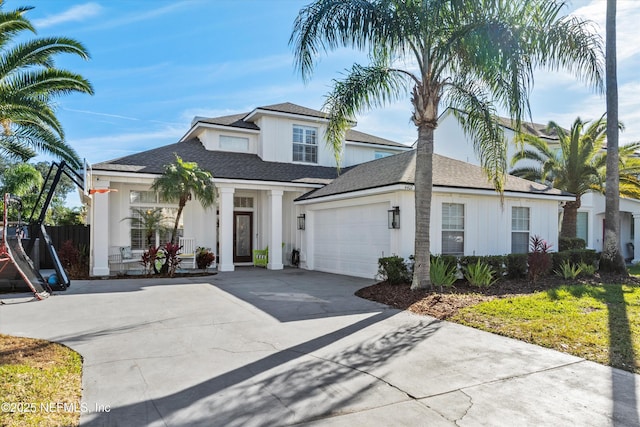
[233,212,253,263]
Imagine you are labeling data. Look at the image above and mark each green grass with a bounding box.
[628,263,640,276]
[0,334,83,427]
[452,283,640,373]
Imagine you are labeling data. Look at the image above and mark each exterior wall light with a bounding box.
[297,214,306,230]
[388,206,400,229]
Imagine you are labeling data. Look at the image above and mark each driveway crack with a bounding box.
[454,390,473,426]
[298,351,416,401]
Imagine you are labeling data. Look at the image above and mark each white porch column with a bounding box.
[91,180,110,276]
[218,187,235,272]
[268,190,284,270]
[633,213,640,264]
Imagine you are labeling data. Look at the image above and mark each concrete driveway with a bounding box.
[1,268,640,426]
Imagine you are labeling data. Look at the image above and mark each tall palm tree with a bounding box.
[291,0,604,289]
[510,116,640,239]
[602,0,625,273]
[151,155,216,245]
[0,3,94,168]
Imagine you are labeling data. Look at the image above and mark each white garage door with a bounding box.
[313,203,390,278]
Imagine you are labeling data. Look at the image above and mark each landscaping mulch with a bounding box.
[356,273,640,320]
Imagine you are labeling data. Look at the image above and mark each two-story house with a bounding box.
[88,103,410,276]
[87,102,572,279]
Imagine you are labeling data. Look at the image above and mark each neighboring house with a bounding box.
[87,102,571,279]
[434,108,640,263]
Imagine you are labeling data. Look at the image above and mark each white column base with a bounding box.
[218,263,235,272]
[91,267,110,276]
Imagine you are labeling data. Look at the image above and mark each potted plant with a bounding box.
[195,247,216,270]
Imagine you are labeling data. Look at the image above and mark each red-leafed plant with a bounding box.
[195,246,215,270]
[528,235,552,282]
[162,242,182,277]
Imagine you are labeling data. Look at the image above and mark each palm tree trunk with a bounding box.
[411,123,434,290]
[560,198,581,239]
[171,202,185,245]
[602,0,627,273]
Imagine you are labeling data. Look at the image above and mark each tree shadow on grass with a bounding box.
[603,284,640,426]
[81,313,440,427]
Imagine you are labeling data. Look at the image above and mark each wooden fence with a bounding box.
[29,224,90,269]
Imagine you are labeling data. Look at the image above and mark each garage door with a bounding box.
[313,203,390,278]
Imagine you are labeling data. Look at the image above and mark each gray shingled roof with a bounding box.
[254,102,329,119]
[297,150,571,201]
[344,129,408,148]
[496,116,560,141]
[191,102,410,149]
[195,112,260,130]
[92,139,341,184]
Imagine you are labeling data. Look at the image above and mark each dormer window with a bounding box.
[220,135,249,152]
[293,125,317,163]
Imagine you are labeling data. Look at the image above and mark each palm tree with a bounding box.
[0,4,94,168]
[150,155,216,245]
[291,0,604,289]
[121,207,171,248]
[510,116,640,239]
[602,0,626,273]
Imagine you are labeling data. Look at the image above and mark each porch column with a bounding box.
[91,179,110,276]
[633,213,640,264]
[268,189,283,270]
[218,187,235,272]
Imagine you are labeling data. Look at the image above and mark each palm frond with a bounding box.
[323,62,408,168]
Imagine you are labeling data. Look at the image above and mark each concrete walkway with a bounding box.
[1,268,639,426]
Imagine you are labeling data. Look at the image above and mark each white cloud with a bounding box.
[71,126,186,164]
[571,0,640,61]
[355,99,416,146]
[62,107,140,122]
[33,3,103,28]
[88,2,198,31]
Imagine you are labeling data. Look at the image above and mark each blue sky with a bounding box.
[6,1,640,173]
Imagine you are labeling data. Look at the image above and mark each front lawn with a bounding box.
[0,334,82,427]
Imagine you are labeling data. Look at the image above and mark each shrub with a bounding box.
[463,259,497,287]
[506,253,528,279]
[559,237,586,251]
[164,242,182,277]
[459,255,506,280]
[58,240,89,279]
[141,246,159,276]
[551,249,599,272]
[430,256,457,291]
[554,260,582,279]
[196,246,216,270]
[377,256,410,285]
[579,262,597,277]
[142,243,182,277]
[528,235,552,282]
[58,240,79,269]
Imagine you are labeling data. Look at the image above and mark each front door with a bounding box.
[233,212,253,262]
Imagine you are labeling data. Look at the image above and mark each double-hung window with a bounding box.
[129,190,182,250]
[293,125,317,163]
[512,207,530,253]
[442,203,464,255]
